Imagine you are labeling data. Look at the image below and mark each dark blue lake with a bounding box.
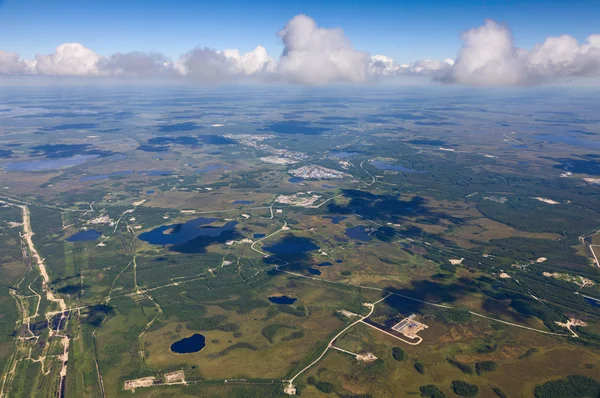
[170,334,206,354]
[288,177,304,183]
[268,295,297,305]
[146,190,155,194]
[253,233,266,239]
[335,259,343,263]
[584,297,600,308]
[66,230,102,242]
[233,200,254,205]
[345,226,372,241]
[3,154,99,171]
[138,170,172,176]
[330,151,358,159]
[370,160,418,172]
[323,215,347,224]
[197,164,228,173]
[263,238,320,254]
[307,268,321,275]
[317,262,333,267]
[138,217,237,245]
[534,135,600,149]
[80,170,133,181]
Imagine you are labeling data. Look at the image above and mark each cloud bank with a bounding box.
[1,16,599,86]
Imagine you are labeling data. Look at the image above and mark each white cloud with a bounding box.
[277,14,370,85]
[369,55,453,77]
[34,43,101,76]
[222,46,276,75]
[100,52,175,77]
[0,50,30,74]
[0,16,599,86]
[442,20,600,85]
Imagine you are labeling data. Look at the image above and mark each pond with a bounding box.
[345,225,372,241]
[584,297,600,308]
[138,170,172,176]
[323,215,347,224]
[170,333,206,354]
[534,134,600,149]
[3,154,99,171]
[317,261,333,267]
[66,230,102,242]
[370,160,419,173]
[146,190,155,194]
[79,170,133,181]
[138,217,237,246]
[268,295,297,305]
[263,238,320,254]
[329,151,358,159]
[307,268,321,275]
[233,200,254,205]
[197,164,228,173]
[253,233,266,239]
[288,177,304,183]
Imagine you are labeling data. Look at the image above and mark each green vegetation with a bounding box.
[475,360,498,375]
[414,361,426,375]
[391,347,406,361]
[307,376,335,394]
[533,375,600,398]
[451,380,479,397]
[446,358,473,374]
[419,384,446,398]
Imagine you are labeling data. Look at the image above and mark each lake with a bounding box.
[253,233,266,239]
[534,134,600,149]
[345,225,372,241]
[268,295,297,305]
[170,334,206,354]
[3,154,99,171]
[80,170,132,181]
[288,177,304,183]
[233,200,254,205]
[138,217,237,246]
[66,230,102,242]
[317,262,333,267]
[329,151,358,159]
[370,160,418,173]
[323,215,347,224]
[307,268,321,275]
[263,238,320,254]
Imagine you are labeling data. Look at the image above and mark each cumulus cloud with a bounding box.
[34,43,101,76]
[1,16,599,86]
[277,14,370,84]
[100,52,175,77]
[370,55,454,77]
[442,20,600,85]
[0,50,30,74]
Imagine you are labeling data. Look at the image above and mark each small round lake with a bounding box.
[66,230,102,242]
[323,215,347,224]
[232,200,254,205]
[263,238,320,254]
[307,268,321,275]
[268,295,297,305]
[170,334,206,354]
[370,160,419,172]
[345,226,372,241]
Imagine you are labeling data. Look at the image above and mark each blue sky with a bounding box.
[1,0,599,62]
